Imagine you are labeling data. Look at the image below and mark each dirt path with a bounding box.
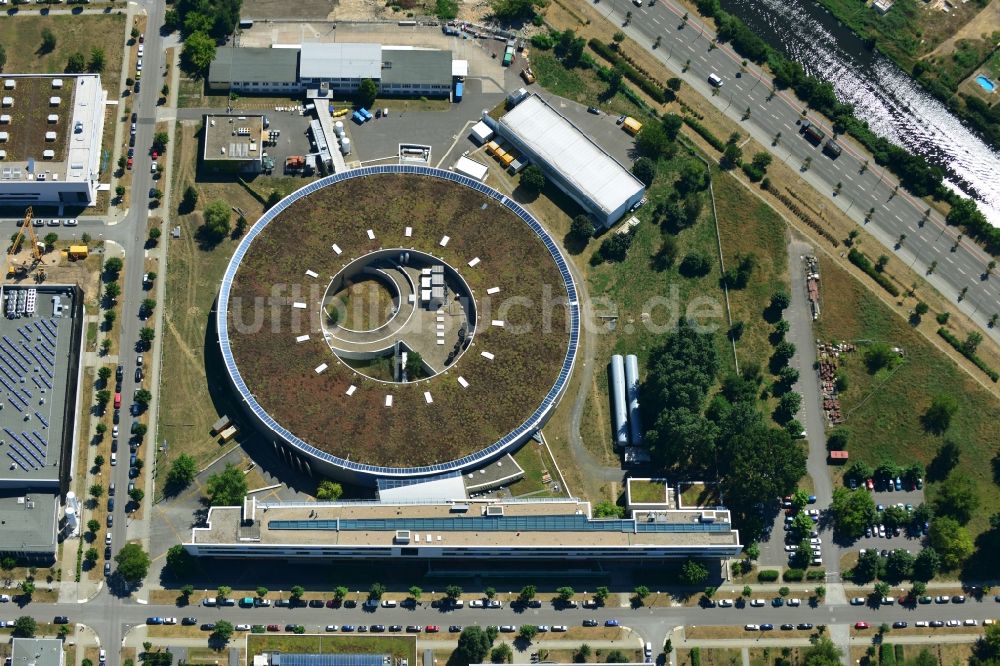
[925,0,1000,59]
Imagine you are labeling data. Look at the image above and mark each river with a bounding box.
[718,0,1000,226]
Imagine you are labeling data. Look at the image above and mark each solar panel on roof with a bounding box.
[277,655,388,666]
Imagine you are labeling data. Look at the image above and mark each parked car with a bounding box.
[892,621,908,629]
[855,622,870,629]
[605,619,619,627]
[325,625,339,632]
[449,625,463,632]
[182,618,198,625]
[744,624,759,631]
[583,619,598,627]
[797,623,814,630]
[587,106,600,115]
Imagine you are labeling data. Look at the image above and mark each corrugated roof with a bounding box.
[499,95,645,218]
[380,48,452,87]
[300,43,381,80]
[208,48,299,86]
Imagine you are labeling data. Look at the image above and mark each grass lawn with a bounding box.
[530,51,648,120]
[813,253,1000,575]
[0,15,126,84]
[156,121,266,476]
[629,478,668,504]
[247,634,417,664]
[679,482,719,507]
[508,441,567,498]
[677,648,743,666]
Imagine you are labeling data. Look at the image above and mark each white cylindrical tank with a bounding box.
[334,120,344,133]
[625,354,642,446]
[65,505,78,531]
[66,490,77,509]
[340,137,351,155]
[610,355,628,447]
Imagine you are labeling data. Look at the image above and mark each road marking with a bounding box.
[945,256,956,264]
[686,44,695,52]
[652,16,661,24]
[844,174,853,182]
[894,215,903,222]
[957,267,967,276]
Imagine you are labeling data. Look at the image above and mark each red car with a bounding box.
[151,150,158,160]
[267,625,280,632]
[855,622,869,630]
[126,157,133,169]
[114,392,122,409]
[425,625,440,633]
[865,478,874,491]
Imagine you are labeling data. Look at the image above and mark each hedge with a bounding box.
[894,645,904,663]
[691,647,701,666]
[938,328,1000,382]
[880,644,896,666]
[587,39,671,104]
[848,248,901,297]
[757,570,779,582]
[782,569,804,582]
[806,569,826,580]
[683,116,726,152]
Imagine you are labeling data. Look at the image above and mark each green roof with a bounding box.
[208,47,299,86]
[379,49,452,87]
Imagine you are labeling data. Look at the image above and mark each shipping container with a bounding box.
[454,81,463,101]
[622,117,642,136]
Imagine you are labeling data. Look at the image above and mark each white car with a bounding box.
[784,545,797,552]
[112,425,119,438]
[744,624,759,631]
[381,599,397,608]
[964,619,978,626]
[717,599,733,607]
[100,650,106,663]
[487,600,502,608]
[150,163,157,174]
[469,600,484,608]
[809,537,821,545]
[750,599,765,607]
[0,594,10,602]
[878,525,886,537]
[708,73,723,87]
[552,626,568,632]
[162,618,177,625]
[851,597,865,605]
[325,625,339,632]
[235,624,251,631]
[787,598,801,607]
[915,621,928,628]
[64,218,78,226]
[946,620,960,627]
[537,626,550,632]
[105,531,112,545]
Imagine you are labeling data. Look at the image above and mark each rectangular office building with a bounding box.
[380,47,453,97]
[299,43,382,92]
[207,47,300,94]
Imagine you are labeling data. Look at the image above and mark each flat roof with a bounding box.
[0,491,58,555]
[453,155,488,181]
[380,48,452,87]
[498,95,645,218]
[0,75,104,185]
[12,638,63,666]
[190,498,740,549]
[208,47,299,86]
[203,115,265,162]
[0,286,79,486]
[300,43,381,80]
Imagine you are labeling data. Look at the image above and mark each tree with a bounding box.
[518,624,538,642]
[632,157,656,186]
[20,580,35,599]
[87,519,100,533]
[98,366,112,383]
[518,585,536,603]
[41,28,57,53]
[635,122,673,158]
[680,559,709,585]
[720,143,742,169]
[12,615,37,638]
[484,587,497,600]
[445,585,463,599]
[134,388,152,406]
[355,78,378,109]
[205,463,248,506]
[745,543,760,561]
[180,584,195,600]
[633,585,650,604]
[166,454,198,491]
[93,454,105,468]
[104,283,121,301]
[770,291,791,311]
[864,343,898,373]
[66,52,87,73]
[597,233,632,263]
[212,620,234,643]
[115,543,150,584]
[88,47,106,73]
[316,480,343,500]
[605,651,628,664]
[884,549,915,582]
[593,586,609,605]
[85,547,98,563]
[454,626,492,666]
[0,45,6,73]
[256,587,269,599]
[408,586,422,602]
[679,251,711,277]
[928,517,974,569]
[202,199,232,240]
[89,484,104,499]
[115,185,127,199]
[830,487,877,539]
[165,544,196,578]
[290,585,305,600]
[490,644,512,664]
[218,585,232,600]
[333,586,348,601]
[923,395,958,434]
[873,581,890,600]
[181,31,216,74]
[366,582,384,600]
[575,645,592,663]
[152,132,169,152]
[520,165,546,195]
[932,473,978,523]
[593,500,624,518]
[827,428,849,451]
[43,232,58,250]
[142,299,157,314]
[182,185,199,212]
[556,586,575,601]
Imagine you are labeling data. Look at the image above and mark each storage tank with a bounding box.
[340,137,351,155]
[625,354,643,446]
[334,120,344,134]
[609,355,628,447]
[64,504,78,531]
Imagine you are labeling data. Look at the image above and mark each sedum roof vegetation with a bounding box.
[227,173,570,468]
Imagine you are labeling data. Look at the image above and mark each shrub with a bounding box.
[848,248,900,297]
[682,116,725,152]
[587,39,669,103]
[806,569,826,580]
[782,569,804,582]
[757,570,779,582]
[938,328,998,381]
[691,648,701,666]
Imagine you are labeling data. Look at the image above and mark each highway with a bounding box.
[596,0,1000,342]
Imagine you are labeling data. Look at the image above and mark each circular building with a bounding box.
[217,165,579,486]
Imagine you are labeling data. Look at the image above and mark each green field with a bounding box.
[628,479,668,504]
[530,51,647,120]
[0,14,126,81]
[814,253,1000,575]
[247,634,417,664]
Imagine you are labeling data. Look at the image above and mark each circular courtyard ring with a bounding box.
[217,165,580,485]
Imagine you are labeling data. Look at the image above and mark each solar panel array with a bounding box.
[0,314,58,472]
[270,514,732,533]
[276,655,389,666]
[217,165,581,479]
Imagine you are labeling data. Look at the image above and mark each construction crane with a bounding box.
[4,207,45,280]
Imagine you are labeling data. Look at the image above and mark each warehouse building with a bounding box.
[487,94,645,227]
[207,47,299,94]
[380,47,453,97]
[184,496,741,561]
[0,75,106,208]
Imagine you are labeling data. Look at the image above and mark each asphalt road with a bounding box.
[598,0,1000,342]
